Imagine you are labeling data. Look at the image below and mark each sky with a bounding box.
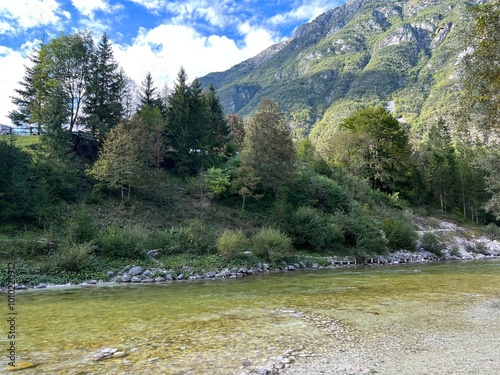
[0,0,345,126]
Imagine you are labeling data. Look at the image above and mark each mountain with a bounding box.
[199,0,478,147]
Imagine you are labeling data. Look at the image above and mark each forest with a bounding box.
[0,3,499,285]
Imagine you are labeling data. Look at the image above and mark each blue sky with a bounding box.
[0,0,345,125]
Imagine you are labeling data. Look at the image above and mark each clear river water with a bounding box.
[1,259,499,374]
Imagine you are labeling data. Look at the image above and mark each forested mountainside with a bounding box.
[199,0,477,144]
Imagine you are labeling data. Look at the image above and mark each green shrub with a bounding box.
[0,235,54,259]
[153,227,188,255]
[50,241,94,272]
[217,229,247,260]
[381,217,418,251]
[98,224,149,258]
[421,232,443,256]
[485,223,500,240]
[65,208,98,243]
[252,227,292,262]
[307,174,351,213]
[287,207,343,252]
[334,209,387,255]
[207,168,231,198]
[450,244,460,257]
[475,242,489,255]
[153,220,216,255]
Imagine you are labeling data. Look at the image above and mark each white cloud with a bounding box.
[128,0,238,28]
[268,0,335,26]
[127,0,161,11]
[71,0,123,19]
[72,0,108,18]
[0,47,30,125]
[0,0,62,29]
[113,23,279,88]
[0,21,14,33]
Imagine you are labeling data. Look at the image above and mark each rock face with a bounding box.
[199,0,473,143]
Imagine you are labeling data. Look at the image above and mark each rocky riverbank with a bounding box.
[9,219,500,291]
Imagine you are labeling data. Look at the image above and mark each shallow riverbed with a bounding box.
[1,259,499,374]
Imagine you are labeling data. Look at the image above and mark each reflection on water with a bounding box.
[1,260,499,374]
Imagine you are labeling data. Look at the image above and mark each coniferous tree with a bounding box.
[84,33,124,142]
[9,40,45,131]
[205,84,229,154]
[137,72,164,113]
[137,106,165,169]
[421,119,457,212]
[166,69,212,174]
[188,78,210,171]
[166,68,229,174]
[165,67,192,174]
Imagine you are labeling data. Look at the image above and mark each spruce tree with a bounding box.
[205,84,229,154]
[8,40,45,131]
[137,72,165,113]
[421,119,457,212]
[165,67,193,175]
[84,33,124,141]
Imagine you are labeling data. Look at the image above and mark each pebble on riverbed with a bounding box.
[5,361,39,371]
[93,348,128,361]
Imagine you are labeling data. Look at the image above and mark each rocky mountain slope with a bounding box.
[199,0,480,146]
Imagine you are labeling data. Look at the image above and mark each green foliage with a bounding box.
[153,220,216,255]
[476,148,500,220]
[484,223,500,241]
[418,118,457,212]
[306,173,351,213]
[0,140,36,223]
[381,217,417,251]
[49,241,94,272]
[241,99,296,194]
[230,164,263,210]
[84,33,125,141]
[252,227,292,262]
[461,2,500,131]
[98,224,149,259]
[420,232,443,257]
[166,69,228,175]
[287,207,343,253]
[137,72,164,112]
[217,229,247,260]
[207,167,231,198]
[334,209,387,255]
[89,118,153,199]
[38,30,95,132]
[227,113,245,152]
[0,235,53,260]
[338,106,411,192]
[65,207,98,243]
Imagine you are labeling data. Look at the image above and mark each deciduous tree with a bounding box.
[337,106,411,192]
[89,118,152,199]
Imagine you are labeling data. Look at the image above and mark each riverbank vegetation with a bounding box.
[1,3,499,286]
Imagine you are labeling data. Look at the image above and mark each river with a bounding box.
[1,259,499,374]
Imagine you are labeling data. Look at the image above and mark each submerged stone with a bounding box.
[6,361,39,371]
